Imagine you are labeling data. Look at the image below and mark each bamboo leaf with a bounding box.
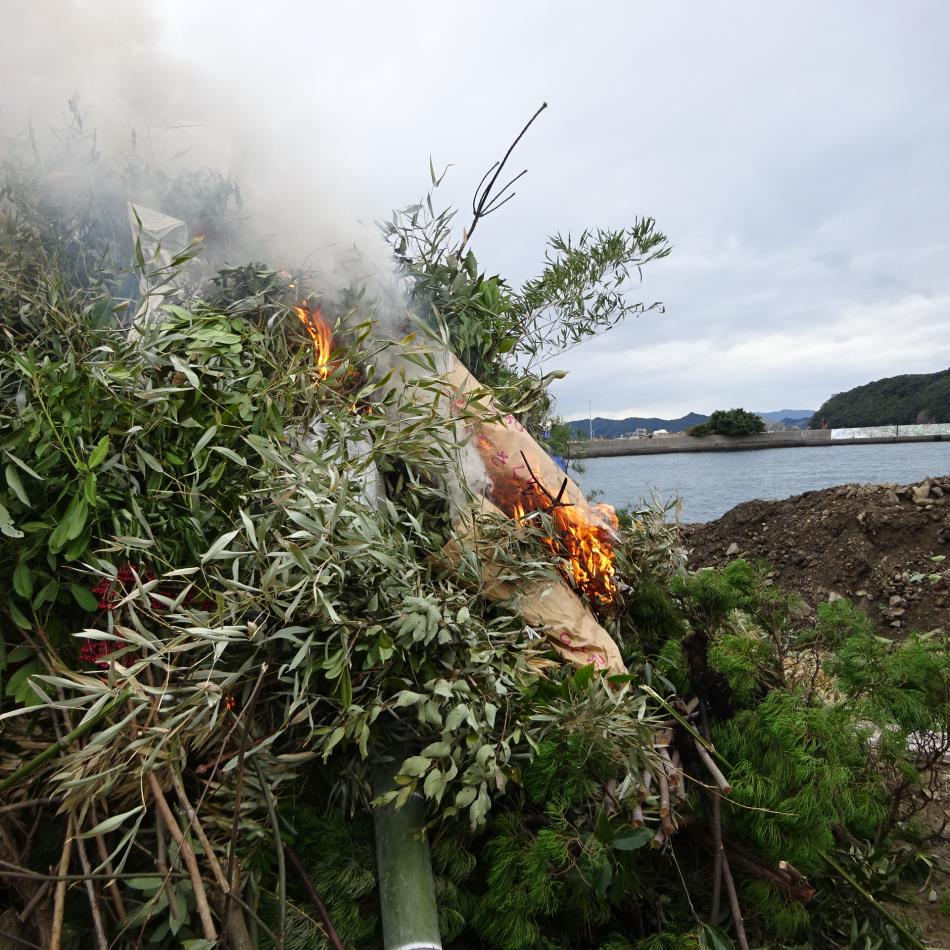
[79,805,145,838]
[201,528,241,563]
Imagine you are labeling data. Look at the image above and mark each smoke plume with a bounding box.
[0,0,393,277]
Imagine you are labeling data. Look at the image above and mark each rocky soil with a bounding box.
[683,475,950,634]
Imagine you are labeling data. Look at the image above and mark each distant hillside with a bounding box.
[568,413,708,439]
[758,409,814,423]
[567,409,814,439]
[809,369,950,428]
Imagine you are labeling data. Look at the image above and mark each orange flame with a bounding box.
[294,304,333,379]
[489,439,618,605]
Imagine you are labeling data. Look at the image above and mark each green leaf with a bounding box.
[211,445,247,466]
[48,494,87,551]
[573,663,595,690]
[700,924,737,950]
[201,528,241,563]
[5,464,29,505]
[80,805,144,837]
[337,665,352,709]
[124,877,164,893]
[420,741,451,758]
[88,436,110,469]
[12,562,33,600]
[398,756,431,778]
[611,827,653,851]
[0,502,24,539]
[444,704,469,732]
[191,425,218,458]
[69,583,100,612]
[9,600,31,630]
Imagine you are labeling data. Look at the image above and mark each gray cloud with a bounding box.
[3,1,948,418]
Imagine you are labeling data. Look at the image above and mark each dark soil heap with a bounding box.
[684,475,950,634]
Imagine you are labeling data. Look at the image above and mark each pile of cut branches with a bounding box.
[0,134,947,950]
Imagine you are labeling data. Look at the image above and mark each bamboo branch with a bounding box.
[91,803,127,924]
[824,854,927,950]
[720,851,750,950]
[49,815,74,950]
[692,736,732,794]
[169,769,254,950]
[709,791,723,924]
[0,691,131,796]
[147,772,217,943]
[73,831,109,950]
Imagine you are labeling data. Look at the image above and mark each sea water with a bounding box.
[572,441,950,523]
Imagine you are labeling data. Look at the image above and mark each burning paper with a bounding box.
[380,343,627,675]
[441,497,626,675]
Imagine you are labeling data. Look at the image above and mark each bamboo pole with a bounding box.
[372,756,442,950]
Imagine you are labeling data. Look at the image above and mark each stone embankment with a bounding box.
[573,424,950,459]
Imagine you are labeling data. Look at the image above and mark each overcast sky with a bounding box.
[6,2,950,420]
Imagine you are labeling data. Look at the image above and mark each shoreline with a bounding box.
[572,429,948,458]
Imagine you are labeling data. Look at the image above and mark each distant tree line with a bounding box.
[809,368,950,428]
[689,407,766,437]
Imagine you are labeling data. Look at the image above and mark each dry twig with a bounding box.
[147,772,217,943]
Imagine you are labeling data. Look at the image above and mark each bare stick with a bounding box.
[74,832,109,950]
[17,878,50,924]
[692,736,732,794]
[457,102,547,257]
[91,804,126,924]
[0,797,60,816]
[148,772,218,943]
[50,815,74,950]
[669,748,688,803]
[709,792,723,923]
[169,770,229,893]
[284,844,345,950]
[720,851,750,950]
[169,771,254,950]
[658,769,670,819]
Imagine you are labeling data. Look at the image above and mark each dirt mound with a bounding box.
[683,475,950,634]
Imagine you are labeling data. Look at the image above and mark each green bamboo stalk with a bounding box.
[0,690,132,795]
[372,755,442,950]
[823,854,928,950]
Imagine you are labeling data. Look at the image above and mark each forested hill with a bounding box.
[809,368,950,428]
[567,409,813,439]
[568,412,709,438]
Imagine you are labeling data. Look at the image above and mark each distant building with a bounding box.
[652,428,672,438]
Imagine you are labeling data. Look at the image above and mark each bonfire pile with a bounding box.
[1,145,944,950]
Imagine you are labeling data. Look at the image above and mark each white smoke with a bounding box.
[0,0,393,275]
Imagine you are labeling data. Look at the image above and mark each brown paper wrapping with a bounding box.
[440,498,627,675]
[383,342,626,674]
[441,357,617,537]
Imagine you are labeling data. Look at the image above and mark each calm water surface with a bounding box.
[572,442,950,523]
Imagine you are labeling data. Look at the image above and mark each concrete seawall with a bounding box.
[572,428,949,459]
